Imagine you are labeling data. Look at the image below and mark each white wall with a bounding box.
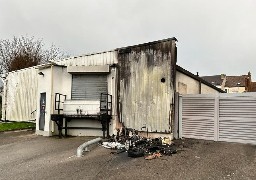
[51,66,71,135]
[62,100,102,136]
[225,86,246,93]
[107,67,117,135]
[36,65,118,137]
[36,66,71,136]
[55,51,119,136]
[2,67,38,121]
[176,71,220,95]
[54,66,72,100]
[1,50,119,137]
[176,71,200,94]
[36,67,52,136]
[201,83,220,94]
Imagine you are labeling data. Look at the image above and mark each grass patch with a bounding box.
[0,122,35,132]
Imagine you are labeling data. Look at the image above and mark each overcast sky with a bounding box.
[1,0,256,79]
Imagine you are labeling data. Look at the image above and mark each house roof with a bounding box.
[201,74,250,88]
[225,75,248,87]
[201,75,223,86]
[176,65,225,93]
[250,82,256,92]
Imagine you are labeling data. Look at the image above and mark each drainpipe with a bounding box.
[2,76,7,122]
[50,65,54,133]
[77,137,102,157]
[199,80,202,94]
[171,42,177,135]
[197,72,201,94]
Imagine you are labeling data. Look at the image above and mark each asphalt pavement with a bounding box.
[0,130,255,180]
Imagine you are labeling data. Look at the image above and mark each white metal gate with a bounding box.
[180,93,256,145]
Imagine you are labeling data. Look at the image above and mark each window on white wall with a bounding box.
[71,74,108,100]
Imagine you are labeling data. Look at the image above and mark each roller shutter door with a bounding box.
[71,74,108,100]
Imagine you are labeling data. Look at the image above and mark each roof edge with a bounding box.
[116,37,177,51]
[176,65,225,93]
[54,37,178,63]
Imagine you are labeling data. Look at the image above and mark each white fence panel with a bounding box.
[219,94,256,144]
[181,93,256,145]
[182,95,216,140]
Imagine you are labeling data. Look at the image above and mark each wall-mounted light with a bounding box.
[38,72,44,76]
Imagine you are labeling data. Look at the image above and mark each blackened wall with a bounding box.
[117,39,177,133]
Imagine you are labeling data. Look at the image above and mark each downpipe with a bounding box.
[77,137,102,157]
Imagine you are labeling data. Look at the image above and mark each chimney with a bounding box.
[248,71,251,80]
[246,71,252,91]
[220,74,227,90]
[221,74,226,80]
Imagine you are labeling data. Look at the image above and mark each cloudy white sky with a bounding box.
[0,0,256,79]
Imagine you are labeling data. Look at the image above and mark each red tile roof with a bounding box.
[225,75,248,87]
[249,82,256,92]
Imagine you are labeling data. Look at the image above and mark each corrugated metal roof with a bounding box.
[53,37,178,66]
[55,51,118,66]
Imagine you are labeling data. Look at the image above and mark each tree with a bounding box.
[0,36,66,73]
[0,95,2,119]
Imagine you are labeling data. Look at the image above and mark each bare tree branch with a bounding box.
[0,36,68,73]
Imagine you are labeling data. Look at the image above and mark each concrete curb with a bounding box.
[0,128,35,133]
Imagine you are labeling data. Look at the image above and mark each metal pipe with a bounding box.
[199,80,202,94]
[3,77,8,122]
[50,65,54,133]
[77,137,102,157]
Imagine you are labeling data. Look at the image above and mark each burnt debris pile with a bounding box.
[101,128,178,160]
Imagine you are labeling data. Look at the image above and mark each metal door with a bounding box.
[39,93,46,130]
